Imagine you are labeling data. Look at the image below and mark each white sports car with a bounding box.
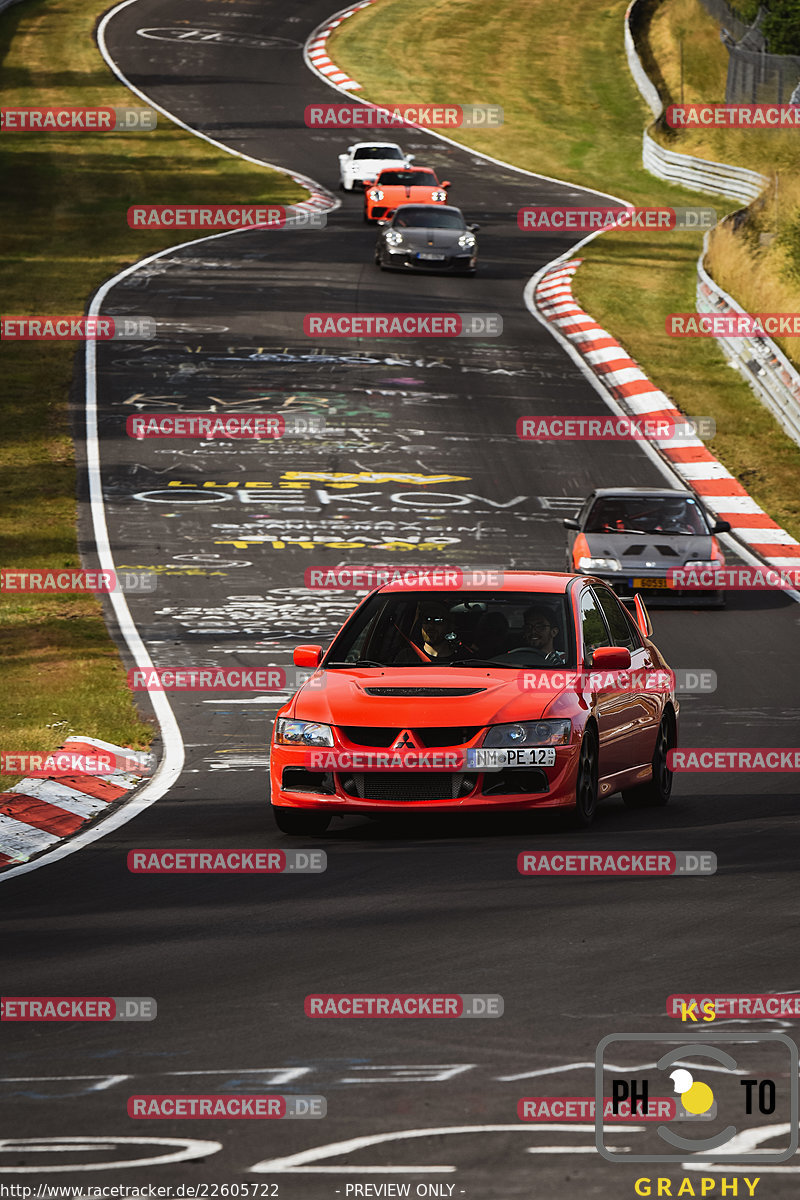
[338,142,414,191]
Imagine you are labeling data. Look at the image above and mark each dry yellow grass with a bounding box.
[648,0,800,367]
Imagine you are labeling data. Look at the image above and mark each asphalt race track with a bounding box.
[3,0,800,1195]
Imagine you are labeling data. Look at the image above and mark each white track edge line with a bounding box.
[0,0,340,884]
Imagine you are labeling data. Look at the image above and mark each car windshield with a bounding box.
[584,496,709,535]
[392,208,464,230]
[377,170,438,186]
[324,591,576,669]
[353,146,403,160]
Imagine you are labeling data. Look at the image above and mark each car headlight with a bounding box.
[431,190,447,201]
[457,232,476,249]
[384,229,404,246]
[578,556,621,572]
[275,718,333,747]
[369,189,384,201]
[684,559,723,569]
[482,719,572,748]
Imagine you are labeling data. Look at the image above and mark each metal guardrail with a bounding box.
[696,242,800,449]
[624,0,800,452]
[626,0,769,202]
[642,129,767,203]
[624,1,662,118]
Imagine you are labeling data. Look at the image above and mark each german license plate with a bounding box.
[417,252,445,260]
[467,747,556,769]
[631,577,669,588]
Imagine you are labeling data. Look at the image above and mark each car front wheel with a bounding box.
[571,729,599,827]
[271,805,331,835]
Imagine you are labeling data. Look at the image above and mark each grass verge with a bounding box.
[0,0,304,787]
[329,0,800,541]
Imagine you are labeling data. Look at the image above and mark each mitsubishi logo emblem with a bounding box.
[393,731,416,749]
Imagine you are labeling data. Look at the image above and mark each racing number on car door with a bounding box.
[579,587,638,779]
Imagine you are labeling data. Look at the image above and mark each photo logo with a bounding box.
[519,1096,677,1121]
[2,316,155,340]
[0,750,155,778]
[304,566,504,589]
[126,414,325,440]
[1,569,156,593]
[128,668,293,692]
[667,103,800,128]
[127,206,325,229]
[1,107,157,131]
[304,103,504,129]
[668,748,800,772]
[518,852,716,877]
[304,993,503,1017]
[667,313,800,338]
[668,566,800,591]
[668,994,800,1021]
[127,1094,325,1119]
[127,849,326,874]
[595,1032,799,1163]
[1,997,156,1021]
[518,207,716,232]
[517,416,716,441]
[303,313,502,337]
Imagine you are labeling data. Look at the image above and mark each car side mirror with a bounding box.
[588,645,631,670]
[364,177,376,185]
[563,517,580,530]
[347,145,355,152]
[712,519,731,533]
[441,181,451,189]
[377,219,389,227]
[293,645,323,668]
[467,223,480,232]
[406,154,415,162]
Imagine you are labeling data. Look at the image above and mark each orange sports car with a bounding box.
[363,166,451,222]
[269,572,679,834]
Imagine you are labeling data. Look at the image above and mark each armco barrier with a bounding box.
[696,244,800,448]
[642,129,766,204]
[624,0,769,203]
[624,1,800,449]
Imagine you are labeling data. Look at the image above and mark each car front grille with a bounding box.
[339,772,478,802]
[340,726,481,748]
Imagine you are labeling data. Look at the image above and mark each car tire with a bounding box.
[571,728,599,827]
[271,805,332,835]
[622,714,674,808]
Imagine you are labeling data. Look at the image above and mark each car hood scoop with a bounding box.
[363,686,485,697]
[586,532,711,566]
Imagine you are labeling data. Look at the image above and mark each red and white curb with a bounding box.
[305,1,378,91]
[534,260,800,568]
[0,737,154,870]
